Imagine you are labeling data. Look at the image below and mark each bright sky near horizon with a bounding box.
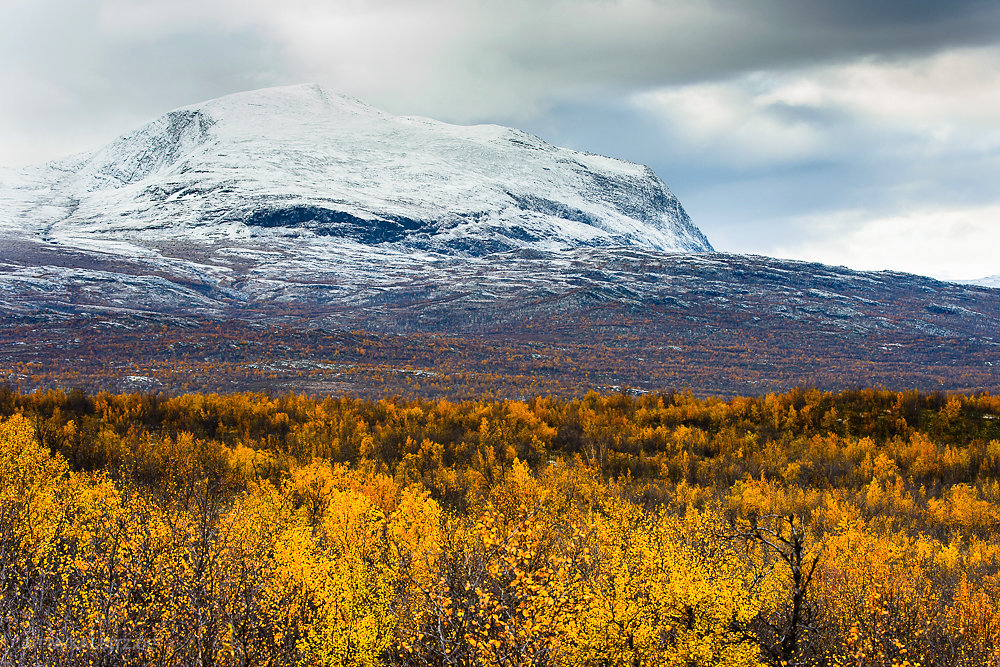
[2,0,999,281]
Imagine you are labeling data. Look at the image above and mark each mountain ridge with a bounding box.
[964,275,1000,289]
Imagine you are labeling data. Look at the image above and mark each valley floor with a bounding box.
[3,314,999,399]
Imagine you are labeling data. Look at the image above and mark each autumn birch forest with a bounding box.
[3,386,1000,666]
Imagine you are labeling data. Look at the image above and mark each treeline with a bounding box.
[2,386,1000,665]
[7,314,999,400]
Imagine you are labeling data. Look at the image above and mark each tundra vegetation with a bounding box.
[2,386,999,666]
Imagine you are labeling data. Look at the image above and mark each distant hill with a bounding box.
[0,85,997,397]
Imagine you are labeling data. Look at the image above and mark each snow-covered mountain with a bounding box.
[967,275,1000,289]
[0,83,710,257]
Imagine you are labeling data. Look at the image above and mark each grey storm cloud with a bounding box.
[437,0,1000,90]
[6,0,1000,132]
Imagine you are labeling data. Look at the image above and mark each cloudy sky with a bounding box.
[2,0,999,281]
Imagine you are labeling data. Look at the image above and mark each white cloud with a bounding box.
[800,48,1000,128]
[632,78,828,166]
[632,46,1000,166]
[772,205,1000,281]
[633,46,1000,279]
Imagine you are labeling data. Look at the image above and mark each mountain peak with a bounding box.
[186,83,382,124]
